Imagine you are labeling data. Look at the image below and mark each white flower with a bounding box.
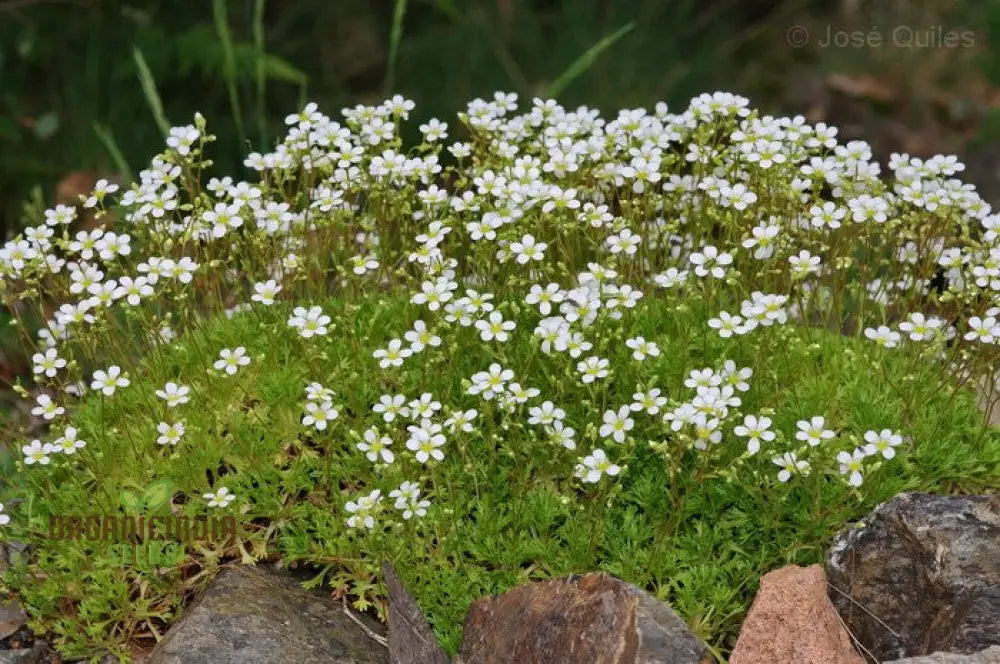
[837,449,866,487]
[409,392,442,419]
[809,202,846,229]
[31,394,64,420]
[742,222,780,259]
[475,311,516,342]
[606,229,641,255]
[468,363,514,400]
[373,339,413,368]
[625,337,660,361]
[345,489,383,529]
[350,254,380,275]
[214,347,251,375]
[964,316,999,344]
[119,276,153,306]
[44,204,76,226]
[547,420,576,450]
[528,401,565,426]
[733,415,775,454]
[390,481,430,520]
[510,234,548,263]
[599,406,634,443]
[689,245,733,279]
[864,325,901,348]
[898,313,942,342]
[0,503,9,526]
[505,382,540,404]
[576,356,610,384]
[575,448,621,483]
[373,393,410,422]
[525,283,565,315]
[863,428,903,459]
[22,439,54,465]
[719,183,757,210]
[203,487,235,508]
[32,348,66,378]
[788,250,821,278]
[630,388,668,415]
[772,452,809,482]
[302,400,339,430]
[684,368,720,391]
[410,278,456,311]
[444,408,478,433]
[251,279,282,305]
[720,360,753,392]
[406,422,446,464]
[692,415,723,450]
[287,306,331,338]
[53,426,87,454]
[419,118,448,141]
[155,382,191,408]
[91,365,130,395]
[653,268,688,288]
[358,428,394,463]
[708,311,746,338]
[168,256,199,283]
[795,416,836,446]
[404,320,441,352]
[305,382,336,402]
[157,421,185,446]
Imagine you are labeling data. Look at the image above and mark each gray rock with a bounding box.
[826,492,1000,661]
[147,564,388,664]
[0,641,48,664]
[883,646,1000,663]
[382,563,449,664]
[0,541,29,575]
[456,572,711,664]
[0,601,27,641]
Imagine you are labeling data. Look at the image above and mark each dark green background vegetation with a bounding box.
[3,0,1000,240]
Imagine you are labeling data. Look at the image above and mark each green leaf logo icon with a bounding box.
[120,489,142,510]
[143,479,173,511]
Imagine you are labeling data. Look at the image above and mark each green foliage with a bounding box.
[133,47,171,137]
[546,21,637,98]
[2,293,998,659]
[1,84,999,663]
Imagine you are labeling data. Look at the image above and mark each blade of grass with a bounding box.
[93,122,134,183]
[383,0,408,96]
[545,21,636,99]
[253,0,268,149]
[132,46,170,136]
[213,0,246,147]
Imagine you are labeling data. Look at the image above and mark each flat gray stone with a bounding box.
[147,565,388,664]
[884,646,1000,663]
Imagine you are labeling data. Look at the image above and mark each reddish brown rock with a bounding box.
[455,572,711,664]
[730,564,863,664]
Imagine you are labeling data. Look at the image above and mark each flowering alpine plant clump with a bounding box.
[1,91,999,660]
